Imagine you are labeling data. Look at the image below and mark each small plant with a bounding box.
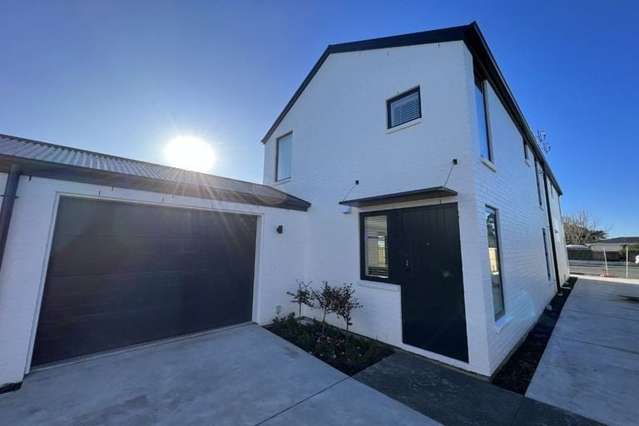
[286,280,314,317]
[334,283,362,332]
[311,281,340,333]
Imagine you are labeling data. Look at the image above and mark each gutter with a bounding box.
[543,173,561,292]
[0,164,21,270]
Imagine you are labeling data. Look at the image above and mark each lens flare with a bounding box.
[164,136,215,173]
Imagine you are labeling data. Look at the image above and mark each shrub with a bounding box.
[311,281,340,332]
[286,280,314,317]
[333,283,362,332]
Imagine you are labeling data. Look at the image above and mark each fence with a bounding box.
[569,259,639,279]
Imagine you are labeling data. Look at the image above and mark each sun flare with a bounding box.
[164,136,216,173]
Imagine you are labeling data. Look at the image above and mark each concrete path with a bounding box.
[527,278,639,425]
[357,351,600,426]
[0,324,436,425]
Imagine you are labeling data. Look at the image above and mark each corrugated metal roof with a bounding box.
[0,133,310,211]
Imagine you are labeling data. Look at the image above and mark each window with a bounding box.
[387,87,421,128]
[276,133,292,181]
[523,137,529,160]
[534,160,543,206]
[362,215,389,279]
[542,228,552,281]
[485,206,505,319]
[475,77,492,161]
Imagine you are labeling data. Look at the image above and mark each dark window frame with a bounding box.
[275,132,292,182]
[523,138,529,161]
[534,159,543,207]
[542,228,552,281]
[359,211,395,284]
[485,205,505,320]
[475,76,494,162]
[386,87,422,129]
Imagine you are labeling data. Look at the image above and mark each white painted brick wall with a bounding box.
[261,39,565,376]
[472,82,558,373]
[262,41,494,375]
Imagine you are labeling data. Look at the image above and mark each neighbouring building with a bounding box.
[0,23,568,391]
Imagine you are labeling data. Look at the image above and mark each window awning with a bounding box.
[339,186,457,208]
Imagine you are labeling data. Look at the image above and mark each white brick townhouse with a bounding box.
[0,22,568,392]
[261,22,569,375]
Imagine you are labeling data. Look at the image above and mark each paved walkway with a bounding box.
[527,278,639,425]
[356,351,600,426]
[0,324,436,425]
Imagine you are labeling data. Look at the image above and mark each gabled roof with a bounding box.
[261,22,562,195]
[0,134,311,211]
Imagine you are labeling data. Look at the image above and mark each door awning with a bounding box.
[339,186,457,208]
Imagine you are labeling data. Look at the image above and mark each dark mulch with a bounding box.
[266,314,394,376]
[492,277,577,394]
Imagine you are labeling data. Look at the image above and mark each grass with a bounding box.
[266,314,394,376]
[492,277,577,394]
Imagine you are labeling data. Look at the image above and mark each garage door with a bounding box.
[32,197,257,366]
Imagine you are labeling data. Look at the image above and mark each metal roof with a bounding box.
[260,22,562,195]
[0,134,310,211]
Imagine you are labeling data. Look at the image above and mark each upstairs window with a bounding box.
[534,159,543,206]
[387,87,421,128]
[523,137,529,160]
[475,77,493,161]
[276,133,292,181]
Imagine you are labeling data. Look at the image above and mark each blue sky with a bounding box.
[1,1,638,235]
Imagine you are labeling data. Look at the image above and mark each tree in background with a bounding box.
[563,211,608,245]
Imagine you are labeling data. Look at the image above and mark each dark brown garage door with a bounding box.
[32,197,257,365]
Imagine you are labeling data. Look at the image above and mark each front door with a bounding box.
[399,204,468,362]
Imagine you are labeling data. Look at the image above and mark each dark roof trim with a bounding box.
[0,154,310,211]
[340,186,457,208]
[261,22,562,195]
[0,134,311,212]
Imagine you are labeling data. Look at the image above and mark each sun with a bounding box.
[163,136,216,173]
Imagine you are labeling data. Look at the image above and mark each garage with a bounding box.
[32,196,258,365]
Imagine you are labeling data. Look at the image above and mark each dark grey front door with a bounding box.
[33,197,257,365]
[400,204,468,362]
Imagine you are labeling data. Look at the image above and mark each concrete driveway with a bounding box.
[527,277,639,425]
[0,324,437,425]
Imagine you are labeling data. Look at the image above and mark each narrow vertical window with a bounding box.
[523,137,529,160]
[475,77,492,161]
[542,228,552,281]
[363,215,389,279]
[276,133,292,181]
[534,159,543,206]
[485,206,505,319]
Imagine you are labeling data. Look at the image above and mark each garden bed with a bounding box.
[492,277,577,394]
[267,314,394,376]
